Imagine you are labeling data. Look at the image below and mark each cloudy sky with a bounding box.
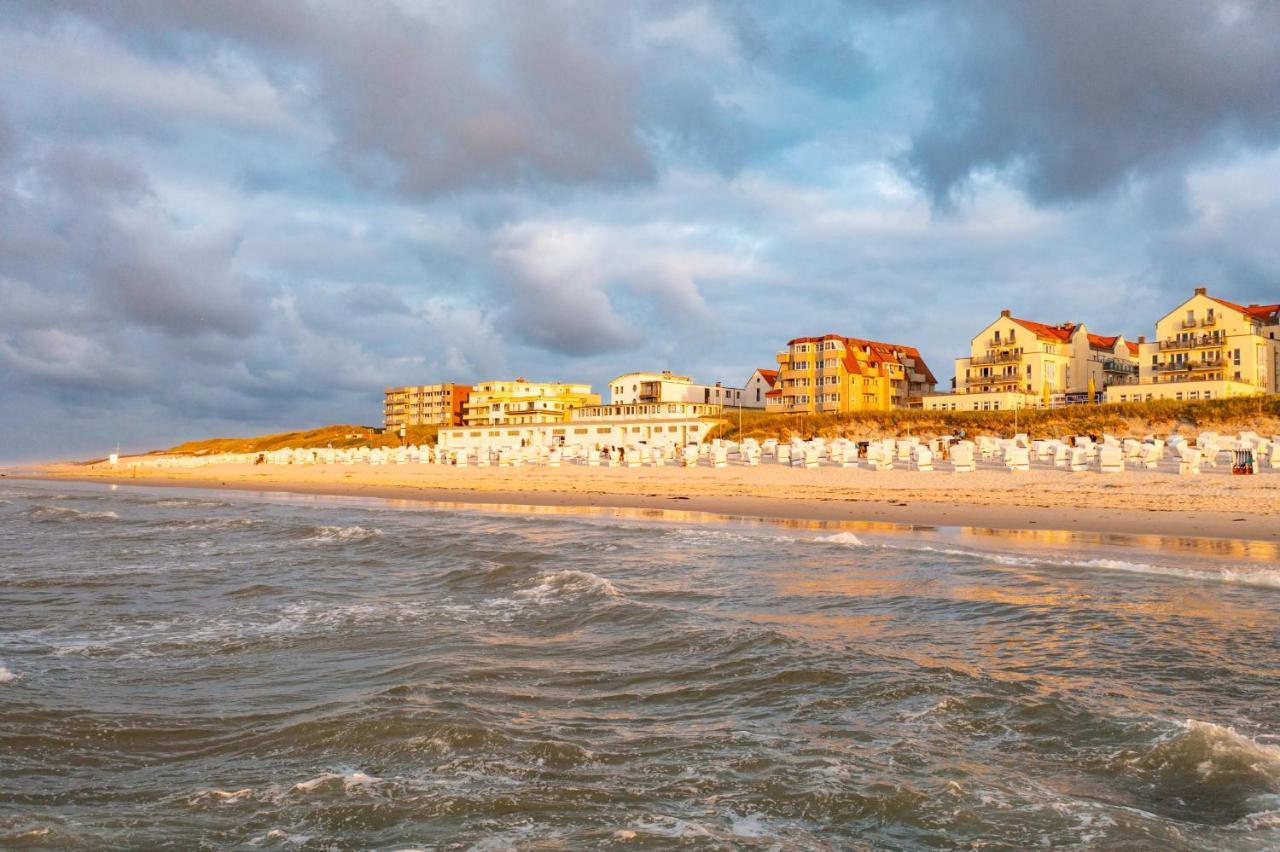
[3,1,1279,461]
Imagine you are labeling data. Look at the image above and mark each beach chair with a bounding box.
[1005,445,1030,472]
[1140,443,1161,470]
[1098,446,1123,473]
[803,446,820,469]
[1052,443,1068,467]
[1178,446,1201,475]
[914,446,934,472]
[1068,447,1088,472]
[713,446,728,469]
[950,443,975,473]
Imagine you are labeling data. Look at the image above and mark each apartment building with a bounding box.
[609,371,756,408]
[765,334,936,414]
[462,379,600,426]
[383,383,471,428]
[922,310,1139,411]
[1106,288,1280,403]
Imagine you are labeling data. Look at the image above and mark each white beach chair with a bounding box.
[1178,446,1201,475]
[1068,447,1089,472]
[914,446,934,472]
[950,443,975,473]
[1098,446,1123,474]
[1005,446,1030,472]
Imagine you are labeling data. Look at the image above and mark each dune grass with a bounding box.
[707,396,1280,442]
[163,423,441,455]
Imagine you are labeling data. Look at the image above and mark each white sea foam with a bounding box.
[514,570,620,604]
[302,525,382,543]
[815,533,1280,589]
[816,532,866,546]
[0,664,19,683]
[26,505,118,521]
[1132,719,1280,794]
[291,770,381,793]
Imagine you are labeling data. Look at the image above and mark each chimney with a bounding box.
[1138,335,1146,344]
[1000,309,1011,318]
[1194,286,1206,296]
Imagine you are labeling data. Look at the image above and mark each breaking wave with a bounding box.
[1122,720,1280,823]
[815,534,1280,588]
[0,664,19,683]
[299,525,382,543]
[24,505,118,522]
[514,570,621,604]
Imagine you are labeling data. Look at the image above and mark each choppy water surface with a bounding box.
[2,479,1279,850]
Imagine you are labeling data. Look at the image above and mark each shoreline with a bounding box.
[16,467,1280,544]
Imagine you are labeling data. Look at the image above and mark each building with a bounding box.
[462,378,600,426]
[766,334,936,414]
[383,383,471,428]
[742,368,777,409]
[1105,288,1280,404]
[609,371,750,408]
[438,401,723,452]
[923,310,1139,411]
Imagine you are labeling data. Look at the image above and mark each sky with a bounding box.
[2,1,1279,461]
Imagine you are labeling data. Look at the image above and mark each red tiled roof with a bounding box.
[1086,333,1118,349]
[1009,317,1076,342]
[783,334,938,387]
[755,368,778,387]
[1125,341,1140,356]
[1206,295,1280,322]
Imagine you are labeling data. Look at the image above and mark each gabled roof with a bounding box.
[783,334,937,386]
[1125,341,1140,356]
[754,368,778,387]
[1009,316,1076,342]
[1206,295,1280,323]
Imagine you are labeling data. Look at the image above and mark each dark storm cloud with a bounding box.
[907,1,1280,207]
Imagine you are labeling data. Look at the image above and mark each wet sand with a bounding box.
[20,459,1280,543]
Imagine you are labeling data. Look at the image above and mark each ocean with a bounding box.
[1,478,1278,849]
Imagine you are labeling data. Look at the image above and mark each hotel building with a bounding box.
[438,401,723,453]
[462,379,601,426]
[1105,288,1280,403]
[766,335,937,414]
[609,371,759,409]
[923,311,1139,411]
[383,383,471,428]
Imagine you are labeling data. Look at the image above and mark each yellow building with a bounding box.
[1106,287,1280,403]
[462,378,600,426]
[765,334,936,414]
[383,383,471,428]
[923,310,1139,411]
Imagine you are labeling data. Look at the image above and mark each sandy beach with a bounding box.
[21,457,1280,543]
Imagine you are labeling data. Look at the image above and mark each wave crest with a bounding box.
[24,505,118,522]
[515,570,620,604]
[301,525,382,543]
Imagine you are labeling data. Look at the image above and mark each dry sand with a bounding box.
[21,457,1280,543]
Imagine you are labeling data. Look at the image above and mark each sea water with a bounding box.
[1,479,1278,849]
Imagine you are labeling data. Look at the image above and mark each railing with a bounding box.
[968,351,1022,366]
[1158,335,1224,351]
[987,336,1016,347]
[1201,316,1217,327]
[1181,319,1198,328]
[1152,359,1223,372]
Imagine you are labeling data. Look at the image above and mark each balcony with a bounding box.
[1158,335,1224,351]
[1152,359,1224,373]
[1181,319,1198,329]
[987,335,1018,347]
[1201,316,1217,327]
[969,351,1023,366]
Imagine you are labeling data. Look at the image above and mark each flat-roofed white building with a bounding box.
[610,371,749,408]
[437,402,723,453]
